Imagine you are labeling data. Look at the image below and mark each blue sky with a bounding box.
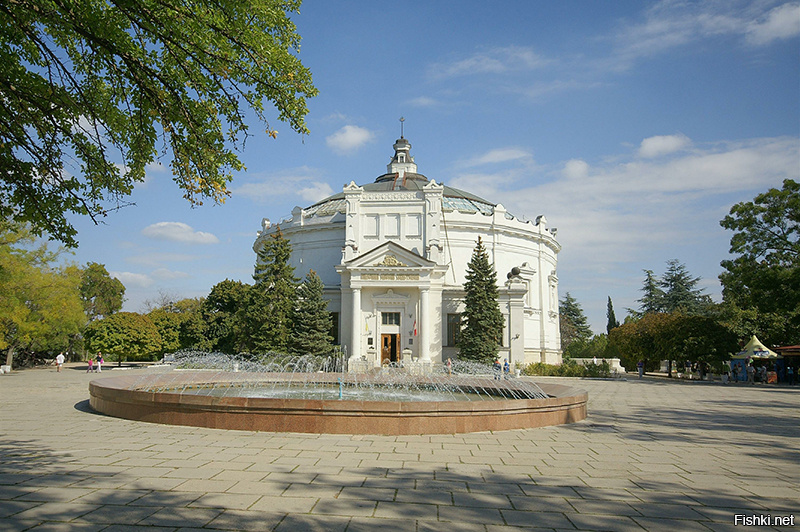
[66,0,800,334]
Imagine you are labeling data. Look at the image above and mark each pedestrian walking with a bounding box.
[86,358,94,373]
[55,352,65,373]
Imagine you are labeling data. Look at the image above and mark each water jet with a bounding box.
[89,352,587,435]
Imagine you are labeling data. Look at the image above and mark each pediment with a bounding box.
[345,241,435,269]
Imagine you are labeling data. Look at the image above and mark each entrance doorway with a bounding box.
[381,334,400,363]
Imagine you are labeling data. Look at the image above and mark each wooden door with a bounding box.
[381,334,400,363]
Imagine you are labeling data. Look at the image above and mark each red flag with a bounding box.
[413,320,417,336]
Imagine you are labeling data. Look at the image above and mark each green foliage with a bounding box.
[291,270,334,356]
[0,0,317,246]
[80,262,125,321]
[522,359,611,378]
[559,292,593,349]
[635,261,711,316]
[564,334,609,360]
[247,229,298,354]
[608,312,737,375]
[719,179,799,345]
[0,222,86,367]
[636,270,666,314]
[195,279,251,353]
[458,237,504,364]
[606,296,620,335]
[84,312,161,363]
[146,299,202,355]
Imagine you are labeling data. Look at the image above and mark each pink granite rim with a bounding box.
[89,372,588,435]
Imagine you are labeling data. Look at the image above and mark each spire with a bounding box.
[387,118,417,176]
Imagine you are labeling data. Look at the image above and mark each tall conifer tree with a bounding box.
[606,296,620,334]
[249,228,298,354]
[559,292,593,347]
[291,270,334,356]
[458,237,504,363]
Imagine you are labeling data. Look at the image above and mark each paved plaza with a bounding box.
[1,365,797,531]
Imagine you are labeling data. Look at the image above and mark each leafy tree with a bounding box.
[1,223,85,367]
[147,300,200,355]
[1,0,317,246]
[198,279,252,353]
[719,179,799,344]
[609,312,737,376]
[80,262,125,321]
[291,270,333,356]
[84,312,161,364]
[458,237,504,363]
[608,313,679,374]
[247,228,297,353]
[564,333,609,361]
[606,296,620,335]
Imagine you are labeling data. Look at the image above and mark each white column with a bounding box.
[350,287,361,360]
[419,288,431,362]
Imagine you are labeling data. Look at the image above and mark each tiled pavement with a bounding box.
[1,365,797,531]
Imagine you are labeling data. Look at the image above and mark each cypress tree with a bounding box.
[249,228,298,353]
[458,236,504,364]
[291,270,334,356]
[606,296,620,334]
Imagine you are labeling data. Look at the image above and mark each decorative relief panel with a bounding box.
[374,255,406,267]
[361,273,420,281]
[363,192,418,201]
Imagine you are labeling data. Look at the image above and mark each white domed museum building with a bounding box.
[254,136,562,367]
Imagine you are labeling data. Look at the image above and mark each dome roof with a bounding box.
[304,137,497,218]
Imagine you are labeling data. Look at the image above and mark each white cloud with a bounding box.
[151,268,191,280]
[465,147,533,167]
[430,46,548,79]
[563,159,590,180]
[408,96,439,107]
[145,162,169,174]
[110,271,153,288]
[608,1,799,71]
[232,168,333,205]
[746,3,800,45]
[141,222,220,245]
[298,182,335,203]
[638,134,692,158]
[326,125,375,153]
[451,136,798,267]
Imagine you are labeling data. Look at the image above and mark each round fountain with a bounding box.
[89,352,588,435]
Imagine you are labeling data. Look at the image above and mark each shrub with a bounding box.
[521,359,611,378]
